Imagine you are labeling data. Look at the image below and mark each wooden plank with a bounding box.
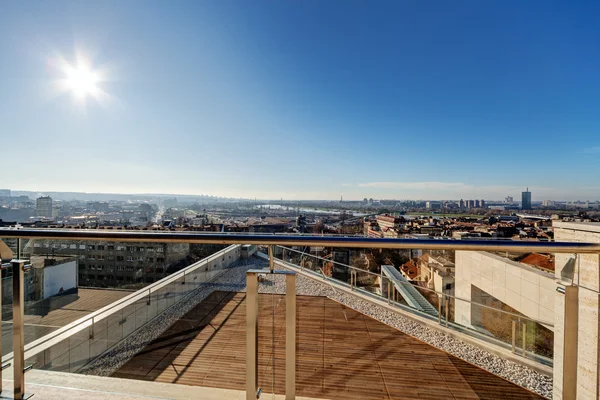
[113,291,543,400]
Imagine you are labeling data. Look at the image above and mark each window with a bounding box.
[61,244,67,249]
[147,247,155,252]
[157,247,164,253]
[147,257,154,262]
[117,245,125,251]
[98,245,105,251]
[43,242,50,248]
[97,265,104,270]
[138,257,145,262]
[157,257,165,263]
[97,255,105,260]
[52,244,58,248]
[70,244,77,249]
[127,256,134,262]
[136,247,144,252]
[116,266,124,271]
[34,243,41,248]
[117,256,124,261]
[79,245,86,250]
[126,266,134,272]
[107,245,115,251]
[126,246,134,252]
[88,245,96,250]
[108,255,114,261]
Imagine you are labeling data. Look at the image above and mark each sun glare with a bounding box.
[65,64,99,98]
[50,52,111,106]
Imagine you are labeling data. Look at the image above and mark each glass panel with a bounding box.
[276,244,555,364]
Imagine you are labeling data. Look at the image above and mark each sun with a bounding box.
[50,52,111,106]
[64,63,99,98]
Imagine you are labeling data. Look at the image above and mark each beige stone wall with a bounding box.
[455,251,555,329]
[553,222,600,400]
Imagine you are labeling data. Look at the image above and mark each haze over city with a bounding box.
[2,1,599,200]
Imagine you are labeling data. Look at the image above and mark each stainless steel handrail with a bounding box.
[1,229,600,253]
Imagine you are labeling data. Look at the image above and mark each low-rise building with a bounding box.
[26,240,190,288]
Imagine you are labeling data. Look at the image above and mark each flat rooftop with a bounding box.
[2,288,131,356]
[113,291,542,399]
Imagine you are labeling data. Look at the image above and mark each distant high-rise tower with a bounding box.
[521,188,532,210]
[36,196,53,218]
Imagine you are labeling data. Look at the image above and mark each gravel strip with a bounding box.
[79,258,262,376]
[81,256,552,398]
[250,269,553,399]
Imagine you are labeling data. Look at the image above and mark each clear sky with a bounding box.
[1,1,599,201]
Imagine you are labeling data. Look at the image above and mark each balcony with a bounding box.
[0,227,598,399]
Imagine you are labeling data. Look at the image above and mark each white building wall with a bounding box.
[43,260,77,299]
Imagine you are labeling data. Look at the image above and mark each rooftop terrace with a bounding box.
[1,228,598,399]
[113,290,541,399]
[2,288,130,357]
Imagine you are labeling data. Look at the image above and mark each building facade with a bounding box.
[26,240,190,288]
[521,188,532,210]
[36,196,53,218]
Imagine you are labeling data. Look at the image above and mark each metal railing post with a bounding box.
[438,294,443,325]
[511,320,516,354]
[387,281,391,304]
[521,321,527,357]
[563,285,579,400]
[268,245,274,273]
[246,271,259,400]
[12,260,27,400]
[445,296,449,327]
[285,273,296,400]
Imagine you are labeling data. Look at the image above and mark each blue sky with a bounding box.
[1,1,599,201]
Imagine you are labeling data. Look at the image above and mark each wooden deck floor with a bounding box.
[113,291,543,400]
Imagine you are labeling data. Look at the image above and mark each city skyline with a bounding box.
[2,1,600,200]
[2,187,600,203]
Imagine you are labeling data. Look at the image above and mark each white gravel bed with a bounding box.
[251,270,553,399]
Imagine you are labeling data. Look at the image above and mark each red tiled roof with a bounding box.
[520,253,554,272]
[400,260,418,279]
